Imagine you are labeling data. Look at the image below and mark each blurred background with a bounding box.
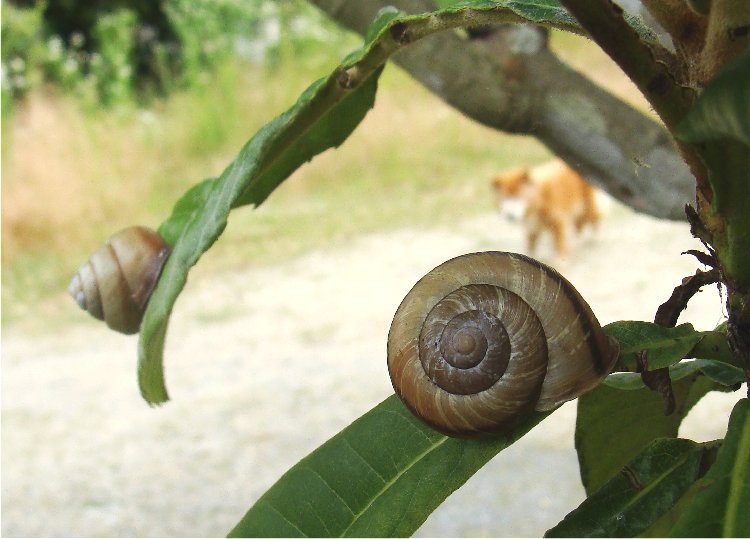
[1,0,648,325]
[1,1,742,536]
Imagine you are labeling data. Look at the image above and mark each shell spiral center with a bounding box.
[419,284,511,395]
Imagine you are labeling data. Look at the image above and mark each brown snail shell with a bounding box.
[68,226,169,335]
[387,251,619,438]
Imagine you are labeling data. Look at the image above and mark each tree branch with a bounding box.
[559,0,709,209]
[559,0,694,131]
[307,0,696,221]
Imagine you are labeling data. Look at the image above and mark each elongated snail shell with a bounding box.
[68,226,169,335]
[387,251,619,438]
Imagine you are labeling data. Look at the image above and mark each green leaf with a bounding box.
[434,0,659,42]
[546,438,707,537]
[575,374,716,495]
[670,399,750,537]
[156,178,216,246]
[701,140,750,287]
[690,359,745,387]
[449,0,579,28]
[689,329,746,370]
[603,321,703,372]
[227,396,550,538]
[676,48,750,147]
[364,6,402,44]
[603,359,745,391]
[602,372,650,390]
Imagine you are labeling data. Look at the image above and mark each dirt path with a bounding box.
[2,204,741,537]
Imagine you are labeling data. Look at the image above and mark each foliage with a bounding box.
[89,9,137,105]
[0,0,351,109]
[66,0,750,536]
[1,1,46,107]
[547,438,717,537]
[2,1,164,107]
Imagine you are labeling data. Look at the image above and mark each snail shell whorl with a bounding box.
[387,251,618,437]
[68,226,169,335]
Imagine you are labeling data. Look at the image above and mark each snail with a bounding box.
[387,251,619,437]
[68,226,169,335]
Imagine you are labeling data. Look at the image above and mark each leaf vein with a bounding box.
[342,437,387,483]
[618,449,698,510]
[303,466,356,517]
[339,430,449,536]
[262,500,309,537]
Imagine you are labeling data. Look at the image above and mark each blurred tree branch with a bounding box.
[308,0,695,221]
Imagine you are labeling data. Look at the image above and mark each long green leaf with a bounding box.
[691,359,746,387]
[670,398,750,537]
[436,0,659,41]
[136,0,661,404]
[603,321,702,372]
[603,359,745,391]
[228,396,550,537]
[137,37,388,403]
[602,326,745,391]
[575,374,717,495]
[546,438,707,537]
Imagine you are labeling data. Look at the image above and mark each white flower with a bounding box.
[63,56,78,74]
[70,32,85,49]
[47,36,64,60]
[262,18,281,46]
[9,56,26,73]
[12,74,27,89]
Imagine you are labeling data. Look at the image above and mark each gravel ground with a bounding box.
[2,202,743,537]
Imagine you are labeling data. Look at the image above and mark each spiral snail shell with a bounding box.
[387,251,619,437]
[68,226,169,335]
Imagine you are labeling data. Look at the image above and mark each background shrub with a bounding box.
[1,0,351,109]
